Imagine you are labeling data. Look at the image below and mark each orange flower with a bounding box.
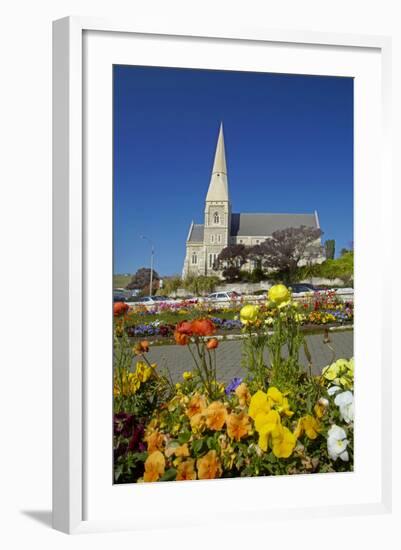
[174,331,189,345]
[143,450,165,482]
[235,382,251,406]
[175,320,193,335]
[197,450,222,480]
[176,458,197,481]
[145,430,165,453]
[186,394,207,418]
[226,412,252,441]
[134,340,149,354]
[206,338,219,350]
[113,302,129,317]
[191,318,216,337]
[205,401,227,431]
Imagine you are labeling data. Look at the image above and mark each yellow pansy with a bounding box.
[294,415,320,440]
[254,409,280,452]
[248,390,270,420]
[271,424,297,458]
[266,387,294,417]
[183,371,193,380]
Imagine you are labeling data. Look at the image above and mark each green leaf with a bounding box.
[160,468,177,482]
[178,431,191,444]
[192,438,207,456]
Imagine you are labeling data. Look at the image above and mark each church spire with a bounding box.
[206,122,229,202]
[212,122,227,175]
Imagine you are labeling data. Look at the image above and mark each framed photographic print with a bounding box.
[52,17,392,534]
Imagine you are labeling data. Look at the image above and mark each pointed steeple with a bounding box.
[206,122,229,202]
[212,122,227,175]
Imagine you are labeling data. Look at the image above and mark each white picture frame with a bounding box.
[52,16,392,534]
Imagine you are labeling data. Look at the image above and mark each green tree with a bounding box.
[324,239,335,260]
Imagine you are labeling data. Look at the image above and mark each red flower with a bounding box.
[191,318,216,337]
[114,302,129,317]
[175,320,193,335]
[206,338,219,350]
[174,331,189,346]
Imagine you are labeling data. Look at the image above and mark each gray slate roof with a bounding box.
[188,224,204,243]
[230,213,317,236]
[187,213,317,242]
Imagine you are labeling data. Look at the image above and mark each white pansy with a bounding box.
[327,385,341,396]
[334,391,354,424]
[327,424,349,461]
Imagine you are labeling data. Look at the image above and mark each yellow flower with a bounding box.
[226,412,252,441]
[271,424,297,458]
[254,409,280,451]
[205,401,227,431]
[240,304,259,325]
[135,361,153,383]
[197,450,222,480]
[183,371,193,380]
[248,390,270,420]
[294,415,320,440]
[266,387,294,417]
[143,450,165,482]
[190,412,204,432]
[268,284,291,306]
[314,398,329,419]
[235,382,251,406]
[176,459,197,481]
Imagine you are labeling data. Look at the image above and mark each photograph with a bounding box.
[112,65,354,484]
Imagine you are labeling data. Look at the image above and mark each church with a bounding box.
[182,124,323,278]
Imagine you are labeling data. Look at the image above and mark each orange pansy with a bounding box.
[143,450,165,482]
[176,459,197,481]
[186,394,207,418]
[205,401,227,431]
[197,450,222,480]
[226,411,252,441]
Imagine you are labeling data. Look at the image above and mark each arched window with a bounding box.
[191,252,197,265]
[213,212,220,224]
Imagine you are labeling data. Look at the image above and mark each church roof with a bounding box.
[187,224,204,243]
[187,212,318,243]
[230,213,318,236]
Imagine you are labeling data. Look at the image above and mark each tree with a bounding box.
[215,244,249,281]
[162,276,182,297]
[324,239,335,260]
[252,225,323,284]
[183,275,219,296]
[126,267,160,293]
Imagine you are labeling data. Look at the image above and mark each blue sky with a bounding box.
[113,65,353,276]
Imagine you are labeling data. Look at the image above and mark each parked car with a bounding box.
[205,291,241,302]
[288,283,317,294]
[113,292,127,302]
[127,295,177,307]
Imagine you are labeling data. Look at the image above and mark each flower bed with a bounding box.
[113,285,354,483]
[117,291,353,341]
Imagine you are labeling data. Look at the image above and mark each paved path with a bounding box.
[134,330,353,384]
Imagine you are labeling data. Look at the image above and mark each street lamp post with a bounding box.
[141,236,154,296]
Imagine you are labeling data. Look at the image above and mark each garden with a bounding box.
[113,284,354,483]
